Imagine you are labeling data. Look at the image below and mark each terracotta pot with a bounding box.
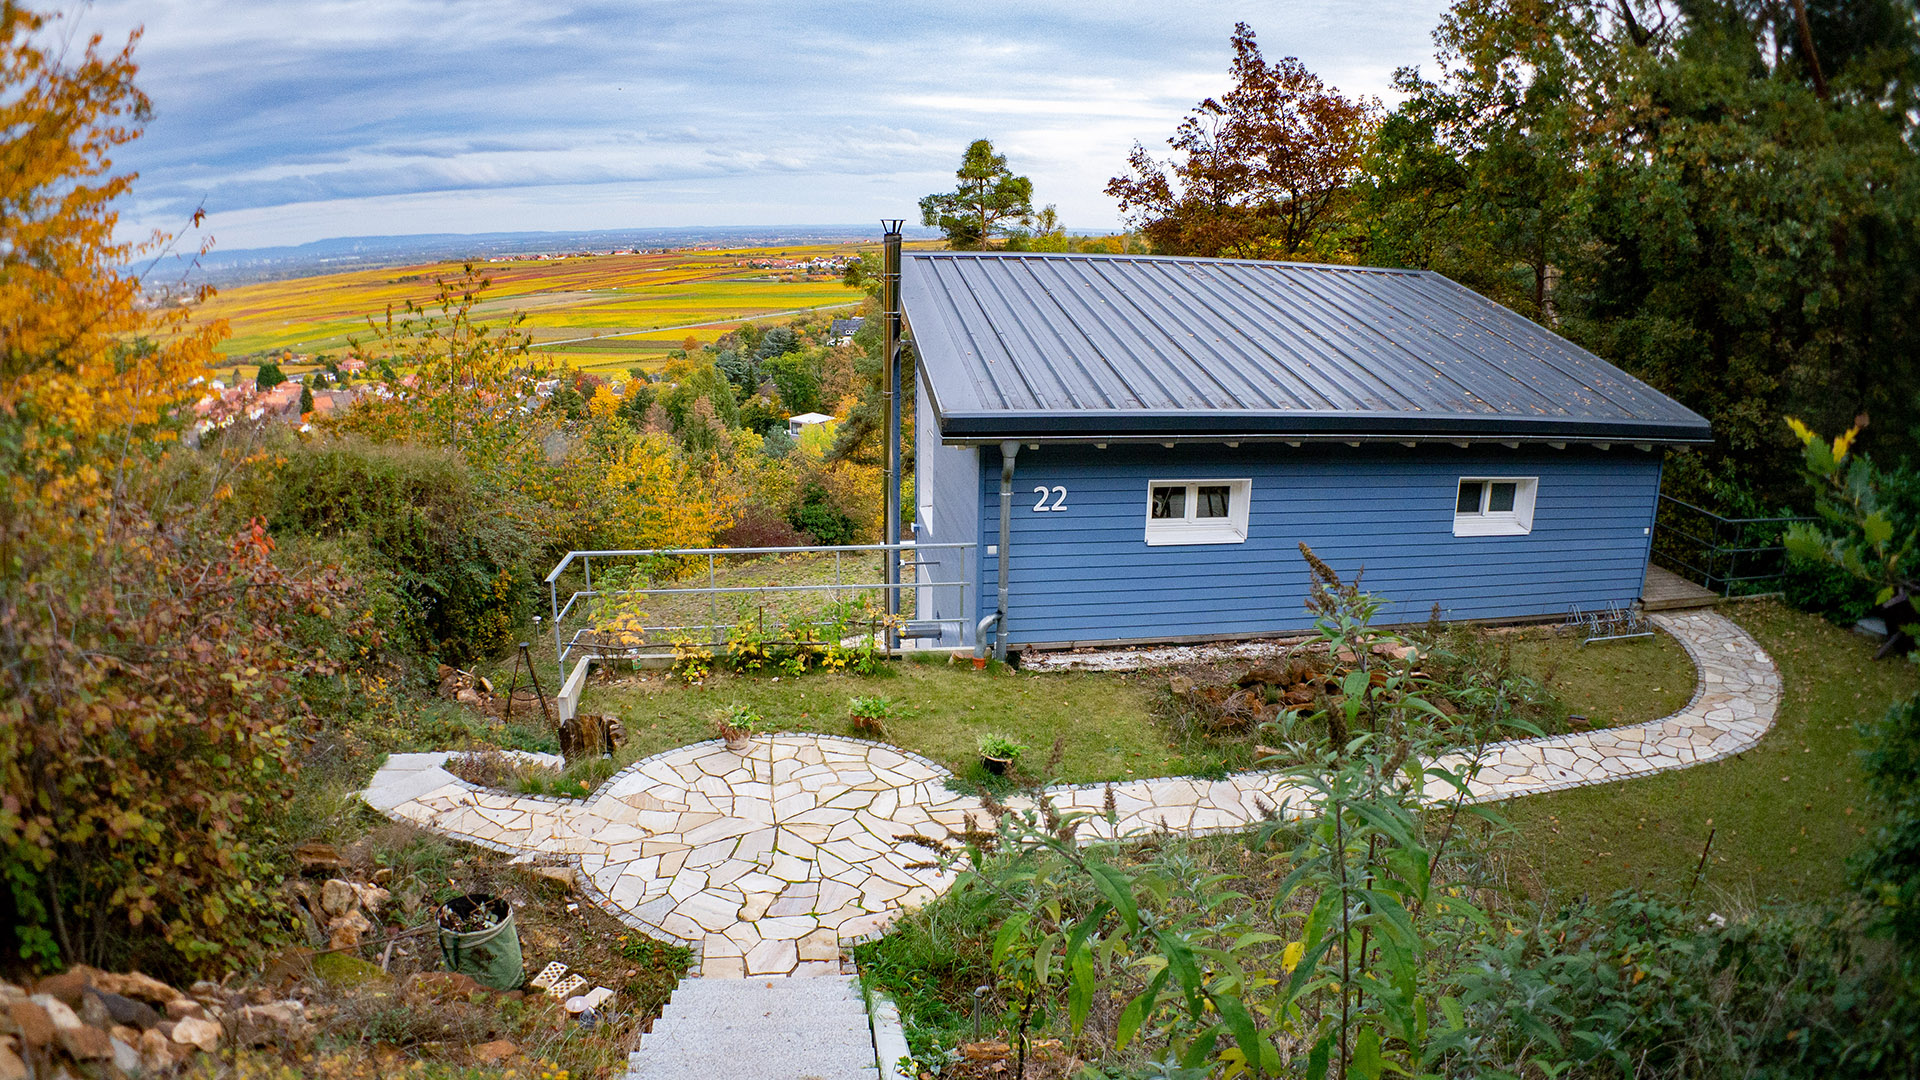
[725,735,751,752]
[981,754,1011,775]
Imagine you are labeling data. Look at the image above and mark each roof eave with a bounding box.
[935,410,1713,446]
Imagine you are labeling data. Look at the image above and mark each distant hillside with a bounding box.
[155,225,939,287]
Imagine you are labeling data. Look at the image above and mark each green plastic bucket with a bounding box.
[436,893,523,990]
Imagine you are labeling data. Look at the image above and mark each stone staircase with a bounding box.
[624,974,884,1080]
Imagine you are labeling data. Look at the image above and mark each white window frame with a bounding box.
[1144,478,1251,546]
[1453,476,1538,537]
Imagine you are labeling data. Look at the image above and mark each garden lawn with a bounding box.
[578,659,1195,787]
[1495,599,1919,904]
[548,617,1710,795]
[1506,625,1695,729]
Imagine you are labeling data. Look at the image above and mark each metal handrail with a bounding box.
[545,541,975,663]
[543,541,960,583]
[1653,494,1814,596]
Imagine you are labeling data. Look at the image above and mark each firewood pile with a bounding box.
[437,664,556,722]
[1165,642,1430,735]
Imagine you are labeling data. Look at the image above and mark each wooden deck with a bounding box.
[1643,564,1719,611]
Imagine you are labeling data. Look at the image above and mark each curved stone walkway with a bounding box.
[362,610,1777,977]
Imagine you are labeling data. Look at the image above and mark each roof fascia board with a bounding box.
[935,409,1711,444]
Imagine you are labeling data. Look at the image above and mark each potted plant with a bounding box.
[715,705,762,751]
[847,695,908,738]
[976,733,1027,775]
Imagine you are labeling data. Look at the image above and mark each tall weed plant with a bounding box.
[934,547,1511,1078]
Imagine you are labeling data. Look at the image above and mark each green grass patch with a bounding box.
[578,660,1208,786]
[1508,625,1697,729]
[555,617,1702,795]
[1495,599,1919,904]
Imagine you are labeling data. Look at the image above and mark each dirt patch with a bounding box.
[278,823,690,1073]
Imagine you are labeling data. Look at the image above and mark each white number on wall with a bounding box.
[1031,485,1067,512]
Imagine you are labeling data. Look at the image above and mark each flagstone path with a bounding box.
[362,609,1776,978]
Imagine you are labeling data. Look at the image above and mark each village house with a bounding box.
[787,411,836,438]
[829,316,865,346]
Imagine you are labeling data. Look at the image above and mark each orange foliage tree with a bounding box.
[0,3,356,972]
[1106,22,1380,259]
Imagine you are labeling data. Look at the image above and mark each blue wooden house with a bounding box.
[898,252,1711,656]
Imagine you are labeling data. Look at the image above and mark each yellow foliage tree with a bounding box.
[0,4,223,515]
[1,3,351,973]
[588,382,621,422]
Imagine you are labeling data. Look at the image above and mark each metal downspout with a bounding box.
[882,221,904,650]
[993,441,1018,661]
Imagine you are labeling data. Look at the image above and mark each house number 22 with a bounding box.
[1031,485,1067,512]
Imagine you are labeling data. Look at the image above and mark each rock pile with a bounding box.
[286,875,392,950]
[0,966,313,1078]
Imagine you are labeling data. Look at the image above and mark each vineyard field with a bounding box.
[194,242,894,375]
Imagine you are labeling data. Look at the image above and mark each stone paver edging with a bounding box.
[361,610,1777,978]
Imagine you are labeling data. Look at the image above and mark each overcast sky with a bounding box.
[74,0,1453,252]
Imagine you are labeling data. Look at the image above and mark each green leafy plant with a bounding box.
[715,704,763,743]
[848,695,910,737]
[976,734,1028,761]
[616,933,694,972]
[1779,421,1920,963]
[724,615,773,672]
[1782,419,1917,606]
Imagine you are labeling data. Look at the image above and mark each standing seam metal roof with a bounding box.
[900,252,1712,444]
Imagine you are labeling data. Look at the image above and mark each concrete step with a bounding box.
[626,975,879,1080]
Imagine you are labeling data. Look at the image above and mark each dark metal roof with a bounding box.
[901,252,1711,444]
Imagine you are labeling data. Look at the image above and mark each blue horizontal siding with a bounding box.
[975,443,1659,646]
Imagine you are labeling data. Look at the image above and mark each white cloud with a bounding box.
[82,0,1452,249]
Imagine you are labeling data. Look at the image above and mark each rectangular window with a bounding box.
[1145,479,1250,545]
[1453,477,1538,537]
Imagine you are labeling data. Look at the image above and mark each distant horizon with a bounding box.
[146,222,1081,288]
[210,222,939,255]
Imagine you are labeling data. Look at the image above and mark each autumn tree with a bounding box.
[1107,23,1380,259]
[920,139,1035,250]
[1028,204,1069,252]
[331,263,548,465]
[0,2,359,972]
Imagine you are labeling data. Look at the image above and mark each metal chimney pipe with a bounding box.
[881,220,904,650]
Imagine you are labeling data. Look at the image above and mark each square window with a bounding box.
[1145,479,1250,545]
[1197,485,1231,518]
[1453,476,1537,537]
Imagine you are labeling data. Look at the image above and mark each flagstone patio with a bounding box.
[361,609,1777,977]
